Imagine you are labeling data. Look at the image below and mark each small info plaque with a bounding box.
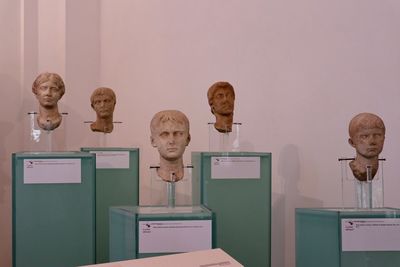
[91,151,130,169]
[24,159,81,184]
[139,220,212,253]
[211,156,260,179]
[342,218,400,251]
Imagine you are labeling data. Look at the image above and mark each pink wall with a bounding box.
[0,1,22,266]
[1,1,400,266]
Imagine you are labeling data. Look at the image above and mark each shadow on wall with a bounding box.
[272,144,323,267]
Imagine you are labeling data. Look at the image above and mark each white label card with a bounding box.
[342,218,400,251]
[24,159,81,184]
[91,151,130,169]
[139,220,212,253]
[211,156,260,179]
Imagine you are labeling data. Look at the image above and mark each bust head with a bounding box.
[207,81,235,133]
[150,110,191,182]
[90,87,116,133]
[348,112,385,159]
[32,72,65,131]
[348,112,385,181]
[150,110,191,161]
[32,72,65,109]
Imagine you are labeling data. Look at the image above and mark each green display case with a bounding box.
[12,152,96,267]
[191,152,271,267]
[296,208,400,267]
[81,147,139,263]
[109,205,214,261]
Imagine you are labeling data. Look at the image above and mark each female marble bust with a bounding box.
[348,112,385,181]
[150,110,191,182]
[32,72,65,131]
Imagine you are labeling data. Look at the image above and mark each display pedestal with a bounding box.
[339,158,385,208]
[296,208,400,267]
[12,152,96,267]
[148,166,199,206]
[26,111,68,151]
[109,205,214,261]
[81,147,140,263]
[208,122,241,152]
[191,152,271,267]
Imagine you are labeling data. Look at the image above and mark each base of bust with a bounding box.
[349,159,378,182]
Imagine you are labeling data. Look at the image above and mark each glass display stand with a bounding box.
[12,151,96,267]
[148,165,200,206]
[109,163,213,262]
[109,205,214,261]
[296,208,400,267]
[27,111,68,151]
[339,157,385,209]
[81,147,139,264]
[191,152,271,267]
[208,122,241,152]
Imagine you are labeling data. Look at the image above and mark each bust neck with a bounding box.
[157,157,185,182]
[91,116,114,133]
[349,155,379,182]
[37,105,62,131]
[214,113,233,133]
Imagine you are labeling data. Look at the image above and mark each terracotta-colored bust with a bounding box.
[90,87,116,133]
[207,81,235,133]
[150,110,191,182]
[348,112,385,181]
[32,72,65,131]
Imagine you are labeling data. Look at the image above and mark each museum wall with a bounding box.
[0,1,22,267]
[1,0,400,266]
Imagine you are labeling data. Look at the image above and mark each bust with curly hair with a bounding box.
[32,72,65,131]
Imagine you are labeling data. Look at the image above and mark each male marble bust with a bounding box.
[150,110,191,182]
[32,72,65,131]
[348,112,385,181]
[207,81,235,133]
[90,87,116,133]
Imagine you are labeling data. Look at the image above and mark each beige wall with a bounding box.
[1,1,400,266]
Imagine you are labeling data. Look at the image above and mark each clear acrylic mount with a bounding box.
[339,157,385,209]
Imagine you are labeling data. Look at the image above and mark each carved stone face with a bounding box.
[92,93,115,119]
[151,120,190,161]
[211,87,235,116]
[348,113,385,160]
[35,80,63,108]
[348,113,386,181]
[349,127,385,159]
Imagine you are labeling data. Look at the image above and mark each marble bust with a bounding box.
[150,110,191,182]
[90,87,116,133]
[32,72,65,131]
[207,81,235,133]
[348,112,385,181]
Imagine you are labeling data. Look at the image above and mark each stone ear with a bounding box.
[348,138,355,148]
[186,134,191,146]
[150,136,157,147]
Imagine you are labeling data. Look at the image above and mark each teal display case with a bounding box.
[192,152,271,267]
[109,205,214,261]
[81,147,139,263]
[296,208,400,267]
[12,152,96,267]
